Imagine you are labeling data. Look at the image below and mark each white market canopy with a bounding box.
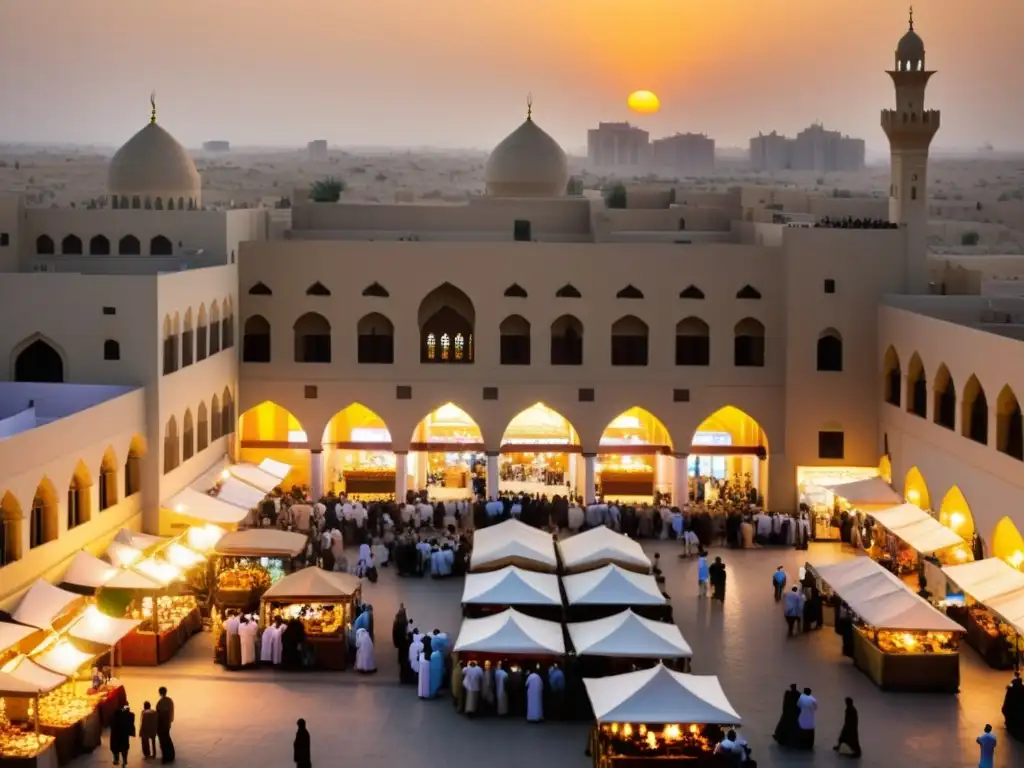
[470,519,558,573]
[67,607,142,647]
[819,477,902,508]
[568,609,692,659]
[942,558,1024,636]
[870,503,965,554]
[11,580,83,630]
[31,640,97,677]
[105,541,144,568]
[258,458,291,480]
[461,566,562,606]
[62,551,121,589]
[229,462,286,494]
[563,564,666,606]
[453,608,565,655]
[810,557,962,632]
[261,567,361,602]
[583,664,742,725]
[215,477,267,510]
[0,657,66,696]
[558,526,651,574]
[0,622,39,653]
[114,529,166,551]
[214,529,308,558]
[165,486,251,525]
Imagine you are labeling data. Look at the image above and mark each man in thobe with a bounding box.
[525,666,544,723]
[417,637,433,698]
[358,542,373,577]
[224,610,242,669]
[354,627,376,673]
[407,630,423,678]
[547,663,566,719]
[494,661,509,716]
[462,660,483,716]
[796,687,817,750]
[239,615,259,667]
[261,616,284,666]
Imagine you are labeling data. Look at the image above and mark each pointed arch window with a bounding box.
[454,334,465,360]
[306,281,331,296]
[556,284,582,298]
[362,282,389,297]
[616,284,644,299]
[736,284,762,300]
[679,285,705,299]
[248,282,273,296]
[426,333,436,360]
[504,283,528,298]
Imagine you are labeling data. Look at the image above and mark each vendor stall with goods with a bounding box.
[563,564,670,622]
[582,663,743,766]
[598,459,655,498]
[940,558,1024,671]
[867,503,970,584]
[469,518,558,574]
[257,568,361,670]
[461,566,563,621]
[809,557,964,693]
[211,529,308,614]
[0,666,60,768]
[812,476,903,543]
[558,527,651,575]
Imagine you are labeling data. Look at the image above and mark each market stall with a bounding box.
[453,608,565,657]
[228,462,288,494]
[810,557,964,692]
[869,503,969,578]
[941,558,1024,670]
[258,568,362,670]
[9,582,84,634]
[814,476,902,542]
[563,565,669,622]
[558,527,651,575]
[211,529,307,613]
[162,486,252,533]
[461,566,563,621]
[0,667,60,768]
[470,518,558,573]
[583,663,742,766]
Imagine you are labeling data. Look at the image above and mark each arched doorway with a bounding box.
[1,491,22,566]
[99,447,118,511]
[321,404,395,499]
[237,401,310,488]
[598,408,673,501]
[500,403,580,496]
[14,337,65,382]
[904,466,931,510]
[938,485,976,541]
[411,403,484,499]
[690,406,768,505]
[67,459,93,530]
[992,517,1024,569]
[418,283,475,363]
[879,455,893,484]
[30,478,58,549]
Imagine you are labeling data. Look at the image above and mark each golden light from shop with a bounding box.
[992,516,1024,570]
[80,605,111,632]
[134,557,181,585]
[187,523,225,551]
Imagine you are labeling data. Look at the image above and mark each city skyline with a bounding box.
[0,0,1020,151]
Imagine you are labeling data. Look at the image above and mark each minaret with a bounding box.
[881,7,940,294]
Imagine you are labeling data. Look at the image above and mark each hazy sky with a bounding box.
[1,0,1020,152]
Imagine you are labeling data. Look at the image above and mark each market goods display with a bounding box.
[129,595,198,633]
[27,681,109,728]
[597,722,718,758]
[217,564,272,592]
[0,723,55,759]
[279,604,345,636]
[869,628,958,655]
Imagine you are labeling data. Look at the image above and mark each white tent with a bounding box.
[61,551,121,589]
[470,519,558,572]
[0,658,66,696]
[114,529,166,551]
[105,541,144,568]
[214,529,308,558]
[259,458,291,480]
[563,564,666,606]
[261,567,361,601]
[870,503,964,554]
[165,486,251,525]
[461,566,562,606]
[568,609,691,658]
[942,558,1024,635]
[810,558,962,632]
[215,477,267,510]
[67,607,142,647]
[103,569,163,590]
[583,664,741,725]
[819,477,902,507]
[11,580,83,629]
[453,608,565,655]
[0,622,39,653]
[558,526,651,573]
[229,463,285,494]
[32,640,98,677]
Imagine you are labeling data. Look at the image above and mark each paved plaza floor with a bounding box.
[77,542,1021,767]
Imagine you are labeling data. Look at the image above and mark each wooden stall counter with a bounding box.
[0,738,58,768]
[310,637,348,670]
[119,607,201,666]
[852,629,960,693]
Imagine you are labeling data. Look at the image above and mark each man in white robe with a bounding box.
[408,631,423,671]
[239,616,259,667]
[417,649,431,698]
[462,661,483,716]
[525,667,544,722]
[260,617,284,665]
[224,610,242,669]
[354,627,376,673]
[358,542,373,575]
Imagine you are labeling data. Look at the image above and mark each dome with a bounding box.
[108,113,201,209]
[485,114,568,198]
[895,11,925,70]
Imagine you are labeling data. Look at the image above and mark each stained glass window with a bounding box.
[426,333,436,360]
[441,334,450,360]
[454,334,465,360]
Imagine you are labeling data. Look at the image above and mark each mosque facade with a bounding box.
[1,14,1024,605]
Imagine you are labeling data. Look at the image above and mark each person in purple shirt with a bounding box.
[976,724,996,768]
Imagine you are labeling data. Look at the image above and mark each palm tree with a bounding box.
[309,177,346,203]
[604,183,627,209]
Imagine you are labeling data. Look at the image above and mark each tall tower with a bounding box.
[881,8,940,294]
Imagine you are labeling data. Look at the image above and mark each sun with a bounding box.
[627,90,660,115]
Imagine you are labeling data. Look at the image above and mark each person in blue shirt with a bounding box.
[977,724,997,768]
[773,566,788,601]
[547,663,566,719]
[697,551,710,598]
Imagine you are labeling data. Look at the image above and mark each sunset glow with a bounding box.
[627,90,661,115]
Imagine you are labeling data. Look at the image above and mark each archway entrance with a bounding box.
[322,404,395,499]
[1,491,22,566]
[411,403,484,500]
[237,401,310,488]
[598,408,673,502]
[992,517,1024,570]
[938,485,976,541]
[14,338,64,383]
[689,406,768,505]
[499,403,580,496]
[904,466,931,510]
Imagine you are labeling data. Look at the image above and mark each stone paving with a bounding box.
[76,542,1022,767]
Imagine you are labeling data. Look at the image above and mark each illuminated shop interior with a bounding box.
[937,485,976,541]
[904,466,932,510]
[412,402,484,498]
[322,403,396,498]
[499,403,579,495]
[797,465,882,511]
[992,516,1024,570]
[597,407,673,500]
[237,400,310,487]
[878,454,893,484]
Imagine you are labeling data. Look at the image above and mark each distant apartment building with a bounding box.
[308,140,328,161]
[651,133,715,175]
[750,125,865,173]
[202,140,230,152]
[587,122,649,167]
